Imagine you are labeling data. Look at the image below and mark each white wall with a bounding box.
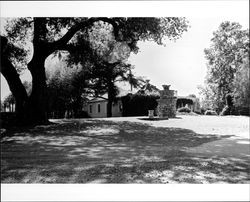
[88,101,107,118]
[87,100,123,118]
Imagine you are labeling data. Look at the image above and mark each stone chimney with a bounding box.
[157,85,177,118]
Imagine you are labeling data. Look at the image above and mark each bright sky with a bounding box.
[128,16,249,96]
[1,1,249,100]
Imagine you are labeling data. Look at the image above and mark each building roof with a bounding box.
[88,97,108,103]
[87,87,136,103]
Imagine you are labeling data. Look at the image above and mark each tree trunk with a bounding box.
[1,33,49,125]
[107,81,114,117]
[107,98,112,117]
[26,56,48,124]
[1,50,48,125]
[1,39,28,120]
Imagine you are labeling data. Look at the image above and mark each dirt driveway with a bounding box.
[1,115,249,183]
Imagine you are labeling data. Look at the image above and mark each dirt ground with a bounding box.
[1,115,249,183]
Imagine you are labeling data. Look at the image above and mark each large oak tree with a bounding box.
[1,17,188,124]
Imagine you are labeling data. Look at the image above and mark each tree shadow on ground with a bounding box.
[138,117,182,121]
[1,119,249,183]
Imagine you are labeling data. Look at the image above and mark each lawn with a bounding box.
[1,115,249,183]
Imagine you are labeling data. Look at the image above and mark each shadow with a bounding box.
[138,117,182,121]
[1,119,249,183]
[73,154,250,183]
[1,121,57,139]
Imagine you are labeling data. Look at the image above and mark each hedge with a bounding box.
[121,94,159,116]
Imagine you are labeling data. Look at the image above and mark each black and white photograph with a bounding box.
[0,0,249,201]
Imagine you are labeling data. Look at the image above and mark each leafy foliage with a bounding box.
[3,17,189,78]
[3,94,15,106]
[2,80,32,108]
[200,21,249,113]
[46,61,89,118]
[233,58,250,115]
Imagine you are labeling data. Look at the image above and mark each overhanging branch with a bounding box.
[50,17,119,51]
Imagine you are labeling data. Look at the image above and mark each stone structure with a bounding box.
[157,85,177,118]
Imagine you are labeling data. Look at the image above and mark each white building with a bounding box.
[86,97,123,118]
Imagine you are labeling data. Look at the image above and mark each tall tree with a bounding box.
[46,61,89,118]
[87,61,140,117]
[202,21,249,112]
[1,17,189,124]
[233,57,250,115]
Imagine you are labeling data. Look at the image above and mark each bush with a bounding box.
[177,107,191,113]
[194,110,202,115]
[74,111,91,118]
[200,107,206,115]
[235,106,250,116]
[204,110,218,115]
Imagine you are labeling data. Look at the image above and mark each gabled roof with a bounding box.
[88,97,108,103]
[87,87,137,103]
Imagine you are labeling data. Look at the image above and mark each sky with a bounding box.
[128,16,249,96]
[1,1,249,100]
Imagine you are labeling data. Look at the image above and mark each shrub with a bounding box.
[235,106,250,116]
[74,111,91,118]
[200,107,206,114]
[177,107,191,113]
[220,105,234,116]
[204,110,218,115]
[194,110,202,115]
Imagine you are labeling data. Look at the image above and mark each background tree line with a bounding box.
[199,21,249,115]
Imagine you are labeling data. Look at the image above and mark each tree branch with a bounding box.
[50,17,119,51]
[33,18,48,44]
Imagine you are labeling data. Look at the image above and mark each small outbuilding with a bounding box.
[86,97,123,118]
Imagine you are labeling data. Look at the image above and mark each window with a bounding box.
[97,103,101,113]
[89,105,92,113]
